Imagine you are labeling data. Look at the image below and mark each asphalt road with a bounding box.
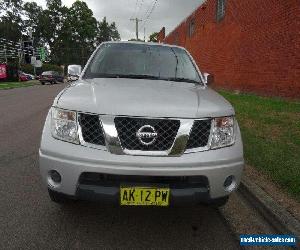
[0,84,240,250]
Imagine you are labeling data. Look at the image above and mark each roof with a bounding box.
[101,41,186,50]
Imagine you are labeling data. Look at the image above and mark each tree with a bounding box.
[0,0,23,42]
[96,17,120,44]
[109,22,121,41]
[0,0,121,66]
[23,2,43,44]
[128,38,144,42]
[38,0,68,47]
[149,32,158,42]
[40,0,69,64]
[0,20,22,43]
[0,0,23,24]
[58,1,98,65]
[67,1,97,45]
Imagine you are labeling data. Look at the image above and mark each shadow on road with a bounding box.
[39,201,239,249]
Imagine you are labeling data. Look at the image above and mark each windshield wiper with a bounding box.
[166,77,200,84]
[118,74,160,80]
[91,73,160,80]
[85,73,200,84]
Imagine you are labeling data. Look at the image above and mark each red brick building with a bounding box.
[158,0,300,98]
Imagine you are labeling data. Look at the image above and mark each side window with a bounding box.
[89,45,108,74]
[189,19,195,37]
[216,0,226,22]
[173,48,200,82]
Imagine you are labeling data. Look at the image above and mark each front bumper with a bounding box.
[73,173,210,205]
[40,122,244,204]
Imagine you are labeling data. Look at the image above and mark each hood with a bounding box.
[54,78,234,118]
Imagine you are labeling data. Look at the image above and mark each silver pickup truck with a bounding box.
[39,41,244,207]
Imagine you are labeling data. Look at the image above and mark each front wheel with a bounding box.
[206,196,229,208]
[48,189,72,204]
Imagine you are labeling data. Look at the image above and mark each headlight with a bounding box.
[51,108,79,144]
[211,116,235,149]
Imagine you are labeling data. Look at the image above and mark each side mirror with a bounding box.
[67,65,82,78]
[203,73,214,85]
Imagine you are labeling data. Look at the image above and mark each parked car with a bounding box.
[23,73,35,80]
[67,65,82,82]
[39,42,244,207]
[40,71,64,85]
[19,73,28,81]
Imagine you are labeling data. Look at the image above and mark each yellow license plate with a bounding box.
[120,187,170,206]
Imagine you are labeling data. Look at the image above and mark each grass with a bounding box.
[219,90,300,200]
[0,80,39,90]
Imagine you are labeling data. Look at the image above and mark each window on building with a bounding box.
[216,0,226,22]
[189,19,195,37]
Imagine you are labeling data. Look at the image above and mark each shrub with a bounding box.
[21,63,64,76]
[5,63,19,82]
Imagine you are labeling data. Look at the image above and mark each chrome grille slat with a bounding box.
[114,117,180,151]
[78,113,105,146]
[186,119,212,149]
[77,113,212,155]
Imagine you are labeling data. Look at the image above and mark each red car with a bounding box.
[40,71,64,85]
[19,73,28,81]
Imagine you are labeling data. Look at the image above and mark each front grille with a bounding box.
[78,113,105,146]
[79,173,209,189]
[186,119,211,149]
[115,117,180,151]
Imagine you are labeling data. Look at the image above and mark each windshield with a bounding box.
[84,43,201,84]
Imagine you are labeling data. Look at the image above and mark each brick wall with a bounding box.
[161,0,300,98]
[158,27,165,43]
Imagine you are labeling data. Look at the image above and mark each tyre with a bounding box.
[41,82,45,85]
[206,196,229,208]
[48,188,71,204]
[212,196,229,207]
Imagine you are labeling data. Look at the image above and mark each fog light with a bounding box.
[50,170,61,183]
[224,175,236,192]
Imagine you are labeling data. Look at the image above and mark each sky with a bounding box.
[24,0,205,40]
